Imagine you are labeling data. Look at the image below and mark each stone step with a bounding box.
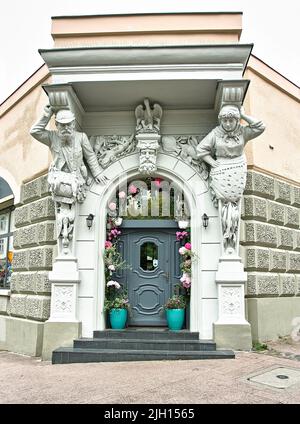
[93,329,200,340]
[74,338,216,351]
[52,347,235,364]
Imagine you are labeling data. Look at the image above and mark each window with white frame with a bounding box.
[0,210,13,289]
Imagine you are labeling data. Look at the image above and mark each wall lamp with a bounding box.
[202,213,209,229]
[86,213,94,230]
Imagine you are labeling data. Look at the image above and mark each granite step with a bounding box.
[73,337,216,351]
[52,347,235,364]
[93,329,200,340]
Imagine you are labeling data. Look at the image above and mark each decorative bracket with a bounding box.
[214,80,250,112]
[42,83,84,128]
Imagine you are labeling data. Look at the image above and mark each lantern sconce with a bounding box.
[86,213,94,230]
[202,213,209,229]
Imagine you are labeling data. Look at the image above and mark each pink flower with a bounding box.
[107,280,121,289]
[180,273,188,283]
[129,184,137,194]
[118,191,126,199]
[184,242,191,250]
[108,202,117,211]
[105,241,112,249]
[154,178,162,188]
[183,279,191,289]
[179,247,187,255]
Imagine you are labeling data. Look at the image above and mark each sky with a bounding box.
[0,0,299,104]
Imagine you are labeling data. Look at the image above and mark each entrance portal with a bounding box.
[118,222,180,326]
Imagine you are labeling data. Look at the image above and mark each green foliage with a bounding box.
[164,294,186,310]
[252,341,268,351]
[104,245,129,280]
[104,288,130,312]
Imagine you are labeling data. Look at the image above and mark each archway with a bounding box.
[77,153,219,338]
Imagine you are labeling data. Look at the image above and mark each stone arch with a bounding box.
[78,153,219,338]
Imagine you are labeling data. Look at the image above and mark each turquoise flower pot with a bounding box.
[166,309,185,330]
[109,308,128,329]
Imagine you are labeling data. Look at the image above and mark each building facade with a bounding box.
[0,12,299,361]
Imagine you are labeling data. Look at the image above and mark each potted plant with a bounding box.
[164,294,186,330]
[104,281,130,329]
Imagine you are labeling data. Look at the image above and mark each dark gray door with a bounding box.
[118,227,180,326]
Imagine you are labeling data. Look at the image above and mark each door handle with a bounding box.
[163,272,169,279]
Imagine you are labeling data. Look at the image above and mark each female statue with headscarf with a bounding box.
[197,105,265,255]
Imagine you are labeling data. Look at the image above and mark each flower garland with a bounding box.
[103,216,130,311]
[176,230,193,298]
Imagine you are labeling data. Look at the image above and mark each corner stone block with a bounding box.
[277,227,294,250]
[12,272,36,293]
[0,295,9,314]
[40,174,50,197]
[244,171,274,199]
[28,247,54,270]
[267,201,285,225]
[242,196,267,221]
[254,223,277,247]
[291,186,300,208]
[279,274,296,296]
[13,230,22,249]
[35,272,51,294]
[12,250,29,271]
[14,205,31,228]
[247,273,280,296]
[245,247,270,271]
[274,180,292,205]
[10,273,19,292]
[287,252,300,273]
[19,225,38,248]
[8,294,27,317]
[242,222,278,247]
[25,295,51,321]
[269,250,287,272]
[30,197,55,223]
[294,231,300,251]
[257,273,280,296]
[246,274,257,295]
[284,206,300,229]
[296,276,300,295]
[21,178,42,204]
[37,221,56,245]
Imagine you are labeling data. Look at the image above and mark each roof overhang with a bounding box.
[39,44,252,69]
[40,44,252,113]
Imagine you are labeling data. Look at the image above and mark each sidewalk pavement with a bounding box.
[0,340,299,404]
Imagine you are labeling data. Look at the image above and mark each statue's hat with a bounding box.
[55,110,75,124]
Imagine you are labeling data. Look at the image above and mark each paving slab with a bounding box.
[0,349,300,404]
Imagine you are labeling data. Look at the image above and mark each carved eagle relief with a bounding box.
[135,98,163,133]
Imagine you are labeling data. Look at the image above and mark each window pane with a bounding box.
[140,242,158,271]
[0,238,7,259]
[0,214,9,235]
[0,258,7,288]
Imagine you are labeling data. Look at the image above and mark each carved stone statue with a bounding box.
[196,105,265,255]
[92,134,136,168]
[135,98,163,133]
[134,98,163,175]
[30,105,107,254]
[161,135,208,180]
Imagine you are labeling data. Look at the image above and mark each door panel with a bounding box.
[118,228,177,326]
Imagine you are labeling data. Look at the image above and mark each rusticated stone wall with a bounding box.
[3,174,57,321]
[241,170,300,298]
